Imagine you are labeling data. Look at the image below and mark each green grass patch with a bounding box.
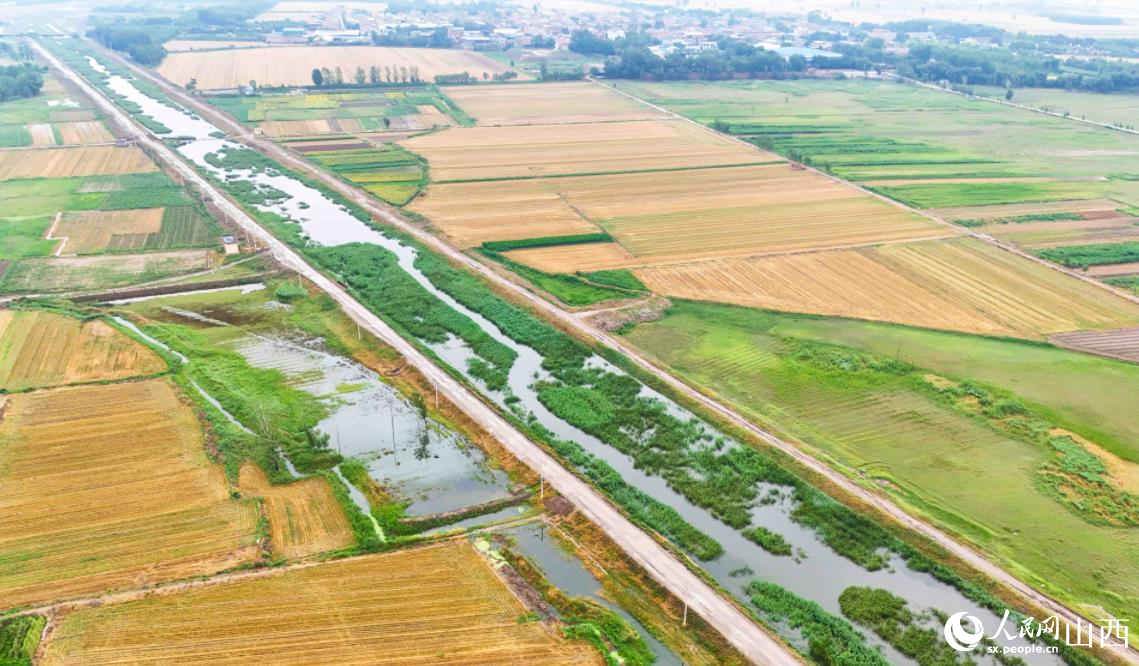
[0,216,57,259]
[482,233,613,253]
[870,181,1105,208]
[0,615,45,666]
[746,581,886,665]
[1038,241,1139,267]
[838,587,967,666]
[0,124,29,147]
[578,269,646,292]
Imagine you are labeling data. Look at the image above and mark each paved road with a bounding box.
[37,41,799,665]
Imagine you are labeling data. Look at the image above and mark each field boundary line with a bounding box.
[50,39,800,665]
[44,212,67,256]
[91,41,1137,662]
[592,76,1139,318]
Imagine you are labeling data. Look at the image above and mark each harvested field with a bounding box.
[238,464,353,559]
[505,242,637,273]
[1090,262,1139,277]
[0,310,165,390]
[1052,327,1139,363]
[49,110,95,123]
[402,119,766,181]
[260,119,337,137]
[0,146,156,179]
[52,208,165,254]
[56,121,114,145]
[414,164,944,255]
[635,238,1139,339]
[982,217,1139,248]
[158,46,527,90]
[27,123,56,146]
[0,380,259,609]
[444,82,665,126]
[43,542,599,665]
[930,198,1122,221]
[0,249,210,293]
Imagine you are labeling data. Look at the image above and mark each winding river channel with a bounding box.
[88,52,1060,664]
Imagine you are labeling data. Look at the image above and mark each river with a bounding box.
[86,51,1060,664]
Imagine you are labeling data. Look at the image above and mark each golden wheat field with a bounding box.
[402,119,765,181]
[635,238,1139,339]
[505,243,638,273]
[443,82,665,126]
[157,46,528,90]
[238,465,353,559]
[414,164,945,255]
[0,379,259,609]
[27,123,56,146]
[0,310,166,390]
[0,146,156,179]
[56,121,115,145]
[53,208,165,255]
[42,542,600,665]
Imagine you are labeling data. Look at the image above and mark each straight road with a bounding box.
[36,40,798,665]
[83,42,1139,663]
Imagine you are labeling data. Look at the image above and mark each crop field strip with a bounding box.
[634,238,1139,339]
[157,45,529,90]
[41,542,599,665]
[416,163,947,258]
[0,249,210,293]
[401,118,767,182]
[52,207,164,254]
[55,120,114,145]
[0,379,259,609]
[238,465,353,559]
[443,81,668,126]
[0,145,156,179]
[1051,327,1139,363]
[0,310,166,390]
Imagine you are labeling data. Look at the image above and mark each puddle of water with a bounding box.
[501,523,683,666]
[88,57,1060,665]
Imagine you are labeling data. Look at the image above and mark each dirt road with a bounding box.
[36,40,799,665]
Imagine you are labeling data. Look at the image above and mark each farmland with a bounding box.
[301,141,426,205]
[0,379,259,609]
[0,69,108,149]
[618,78,1139,284]
[621,299,1139,639]
[238,465,353,559]
[0,145,156,179]
[52,208,164,254]
[0,309,165,390]
[402,118,765,182]
[156,46,528,90]
[210,88,464,137]
[0,249,211,293]
[41,543,598,665]
[974,85,1139,129]
[443,81,667,126]
[635,238,1139,339]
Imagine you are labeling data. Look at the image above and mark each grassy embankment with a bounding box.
[622,299,1139,636]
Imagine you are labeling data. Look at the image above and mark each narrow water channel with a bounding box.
[89,53,1060,665]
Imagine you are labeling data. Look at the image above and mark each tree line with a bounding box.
[0,64,45,102]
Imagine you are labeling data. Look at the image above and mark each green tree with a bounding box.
[311,68,323,86]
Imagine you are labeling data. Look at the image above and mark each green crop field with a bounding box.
[620,79,1139,210]
[623,300,1139,628]
[974,85,1139,129]
[306,144,426,205]
[0,215,57,259]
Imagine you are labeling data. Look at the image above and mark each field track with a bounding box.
[0,309,165,389]
[238,464,353,559]
[41,542,599,665]
[0,379,259,609]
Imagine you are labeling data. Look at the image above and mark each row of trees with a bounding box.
[311,64,423,86]
[87,25,166,65]
[0,64,44,102]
